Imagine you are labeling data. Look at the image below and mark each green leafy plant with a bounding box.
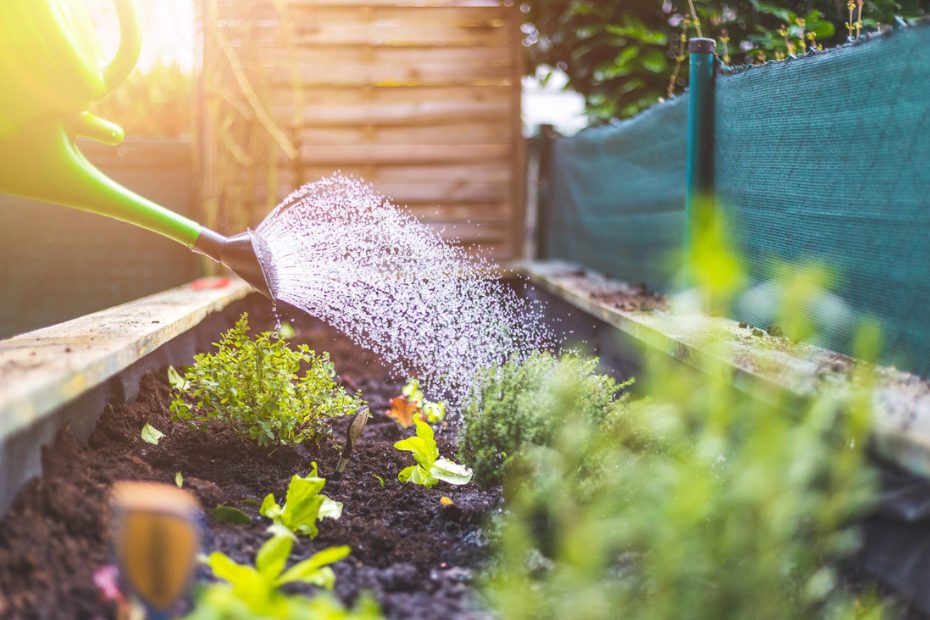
[170,314,363,447]
[394,418,472,488]
[459,351,631,487]
[260,462,342,538]
[188,534,360,619]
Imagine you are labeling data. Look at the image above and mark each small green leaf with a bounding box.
[256,534,292,579]
[260,493,281,519]
[212,505,252,525]
[141,422,165,445]
[372,474,385,487]
[175,471,184,488]
[167,365,187,390]
[277,322,296,339]
[431,457,473,486]
[276,545,351,588]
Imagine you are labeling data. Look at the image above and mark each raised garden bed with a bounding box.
[0,303,500,618]
[5,269,930,618]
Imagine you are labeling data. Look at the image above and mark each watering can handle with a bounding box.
[102,0,142,94]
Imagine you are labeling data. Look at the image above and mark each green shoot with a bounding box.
[260,462,342,538]
[394,418,472,488]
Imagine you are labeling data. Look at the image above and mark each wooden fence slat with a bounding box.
[265,62,513,87]
[297,123,513,145]
[272,100,511,127]
[270,85,511,107]
[295,142,509,164]
[289,163,513,184]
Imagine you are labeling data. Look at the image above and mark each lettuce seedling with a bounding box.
[170,314,364,447]
[394,418,472,488]
[200,533,350,616]
[260,462,342,538]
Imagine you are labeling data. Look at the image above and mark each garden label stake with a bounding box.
[110,482,200,620]
[333,405,370,478]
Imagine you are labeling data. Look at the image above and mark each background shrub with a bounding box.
[482,343,883,619]
[458,351,631,487]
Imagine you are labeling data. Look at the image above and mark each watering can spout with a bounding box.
[193,230,277,300]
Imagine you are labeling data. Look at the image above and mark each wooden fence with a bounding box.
[199,0,525,260]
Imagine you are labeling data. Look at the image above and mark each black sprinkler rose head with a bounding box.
[193,228,277,300]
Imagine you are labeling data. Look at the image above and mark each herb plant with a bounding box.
[260,462,343,538]
[187,534,367,619]
[170,314,363,447]
[394,418,472,488]
[459,351,630,487]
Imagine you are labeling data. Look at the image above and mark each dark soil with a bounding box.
[0,317,499,620]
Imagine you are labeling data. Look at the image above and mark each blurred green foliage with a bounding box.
[458,351,632,487]
[522,0,928,121]
[187,534,381,619]
[480,208,893,617]
[482,342,886,618]
[91,63,192,138]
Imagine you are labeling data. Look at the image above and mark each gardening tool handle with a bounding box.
[103,0,142,93]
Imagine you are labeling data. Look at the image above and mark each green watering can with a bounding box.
[0,0,275,299]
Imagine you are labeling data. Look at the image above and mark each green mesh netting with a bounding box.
[541,25,930,377]
[540,96,687,290]
[716,25,930,374]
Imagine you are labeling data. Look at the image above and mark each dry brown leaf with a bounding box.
[386,395,421,428]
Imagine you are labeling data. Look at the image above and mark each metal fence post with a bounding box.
[684,38,717,277]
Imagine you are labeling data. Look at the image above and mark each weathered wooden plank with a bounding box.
[0,278,251,440]
[518,260,930,480]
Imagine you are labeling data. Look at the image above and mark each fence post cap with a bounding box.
[689,38,717,54]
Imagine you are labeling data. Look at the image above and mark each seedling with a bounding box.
[170,314,364,447]
[394,418,472,488]
[260,463,342,538]
[200,533,351,615]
